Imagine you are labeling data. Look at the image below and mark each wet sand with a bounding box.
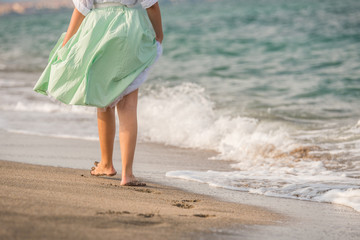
[0,160,281,239]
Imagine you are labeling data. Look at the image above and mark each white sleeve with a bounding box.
[72,0,94,16]
[140,0,158,9]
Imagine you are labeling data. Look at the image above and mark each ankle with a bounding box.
[122,165,133,175]
[122,172,134,179]
[99,161,113,169]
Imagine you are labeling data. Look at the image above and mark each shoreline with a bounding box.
[0,160,282,239]
[1,130,360,239]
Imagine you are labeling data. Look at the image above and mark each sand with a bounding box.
[0,160,282,240]
[1,130,360,239]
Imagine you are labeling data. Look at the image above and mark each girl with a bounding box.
[33,0,164,186]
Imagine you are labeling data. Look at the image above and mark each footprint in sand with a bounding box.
[134,188,153,193]
[193,214,216,218]
[109,183,122,187]
[173,203,193,209]
[171,199,201,209]
[181,199,201,203]
[137,213,155,218]
[172,201,194,209]
[133,188,162,194]
[96,210,130,215]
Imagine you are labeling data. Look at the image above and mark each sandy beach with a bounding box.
[1,130,360,239]
[0,160,281,239]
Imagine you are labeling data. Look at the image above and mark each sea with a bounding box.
[0,0,359,212]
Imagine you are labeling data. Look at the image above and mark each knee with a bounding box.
[116,91,138,112]
[117,98,137,112]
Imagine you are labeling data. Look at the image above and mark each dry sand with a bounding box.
[0,160,282,240]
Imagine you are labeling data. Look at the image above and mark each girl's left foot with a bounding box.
[90,161,117,176]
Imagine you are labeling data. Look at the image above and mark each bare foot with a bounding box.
[120,174,146,186]
[90,161,117,176]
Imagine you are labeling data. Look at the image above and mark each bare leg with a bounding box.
[91,106,117,175]
[117,89,140,185]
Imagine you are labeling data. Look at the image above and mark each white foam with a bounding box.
[166,170,360,212]
[315,189,360,212]
[138,82,296,161]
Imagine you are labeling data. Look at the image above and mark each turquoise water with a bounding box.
[0,0,359,211]
[1,0,360,121]
[162,0,360,121]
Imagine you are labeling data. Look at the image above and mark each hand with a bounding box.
[156,35,163,44]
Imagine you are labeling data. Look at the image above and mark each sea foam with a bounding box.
[138,82,296,161]
[166,170,360,212]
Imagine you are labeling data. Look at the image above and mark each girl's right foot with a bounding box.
[120,174,146,186]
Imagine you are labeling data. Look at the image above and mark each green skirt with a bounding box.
[33,5,158,108]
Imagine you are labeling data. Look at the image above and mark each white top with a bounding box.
[73,0,158,16]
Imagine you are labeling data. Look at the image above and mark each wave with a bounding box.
[137,82,359,212]
[138,82,298,161]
